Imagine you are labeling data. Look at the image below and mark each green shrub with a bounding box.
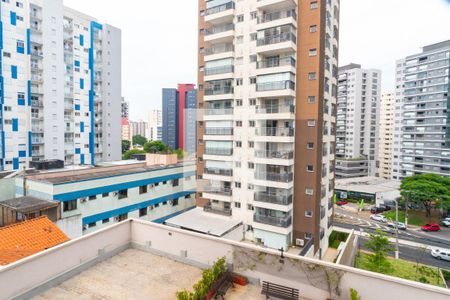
[350,288,361,300]
[328,231,349,249]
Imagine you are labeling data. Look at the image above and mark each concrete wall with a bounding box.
[1,219,450,300]
[336,230,358,267]
[0,178,16,201]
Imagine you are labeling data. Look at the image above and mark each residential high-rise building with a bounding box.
[162,84,197,153]
[392,40,450,179]
[335,64,381,178]
[121,118,131,141]
[378,92,395,179]
[121,97,129,119]
[148,109,162,141]
[0,1,121,171]
[130,120,149,140]
[196,0,340,256]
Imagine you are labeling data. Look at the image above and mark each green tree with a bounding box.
[143,140,170,154]
[400,174,450,217]
[364,229,393,273]
[174,148,185,159]
[132,135,148,146]
[121,140,130,154]
[122,149,145,160]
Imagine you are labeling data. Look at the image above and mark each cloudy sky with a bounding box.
[64,0,450,121]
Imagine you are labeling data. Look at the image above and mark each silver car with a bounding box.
[431,248,450,261]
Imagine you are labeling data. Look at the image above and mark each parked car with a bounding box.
[421,224,441,232]
[387,221,407,230]
[336,200,348,206]
[441,219,450,227]
[370,206,389,214]
[431,248,450,261]
[370,214,387,223]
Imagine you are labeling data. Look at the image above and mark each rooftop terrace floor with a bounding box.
[33,248,203,300]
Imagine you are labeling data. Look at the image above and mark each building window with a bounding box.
[250,77,256,84]
[310,25,317,33]
[235,182,241,188]
[249,55,257,62]
[247,204,254,211]
[172,179,179,187]
[305,211,313,217]
[139,185,148,194]
[139,207,148,217]
[237,14,244,22]
[117,213,128,221]
[248,141,254,148]
[63,200,77,212]
[236,141,242,147]
[235,161,241,168]
[308,72,316,80]
[305,188,314,195]
[235,202,241,208]
[102,218,110,224]
[305,232,312,239]
[236,99,243,106]
[309,48,317,56]
[88,195,96,201]
[307,165,314,172]
[249,98,256,105]
[307,142,314,149]
[236,78,243,86]
[88,222,96,228]
[249,120,255,127]
[248,162,254,169]
[236,121,242,127]
[118,189,128,199]
[250,33,257,41]
[171,199,179,206]
[308,96,315,103]
[102,192,109,197]
[310,1,318,9]
[307,119,316,127]
[250,11,257,19]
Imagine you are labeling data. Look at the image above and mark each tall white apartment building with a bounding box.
[392,40,450,179]
[378,92,395,179]
[0,0,121,171]
[148,108,162,141]
[335,64,381,178]
[130,120,148,140]
[197,0,340,257]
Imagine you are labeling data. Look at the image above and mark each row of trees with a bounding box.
[121,135,185,160]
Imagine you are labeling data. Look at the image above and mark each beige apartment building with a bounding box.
[378,92,395,179]
[196,0,340,257]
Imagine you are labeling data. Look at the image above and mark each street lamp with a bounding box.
[392,199,400,260]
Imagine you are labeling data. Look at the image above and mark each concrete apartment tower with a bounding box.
[378,92,395,179]
[197,0,340,257]
[392,40,450,179]
[148,109,162,141]
[0,0,121,171]
[335,64,381,178]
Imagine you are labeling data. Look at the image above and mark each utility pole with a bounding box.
[394,199,399,260]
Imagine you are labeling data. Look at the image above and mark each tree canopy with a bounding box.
[122,149,145,160]
[400,173,450,217]
[132,135,148,146]
[364,229,393,273]
[121,140,130,154]
[143,140,171,154]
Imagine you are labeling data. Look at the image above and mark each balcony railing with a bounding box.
[204,86,233,95]
[257,32,296,46]
[255,171,293,183]
[205,108,233,115]
[204,167,233,176]
[204,65,234,76]
[257,56,296,69]
[256,80,295,92]
[204,148,233,156]
[255,150,294,160]
[257,10,297,24]
[255,127,294,137]
[255,104,294,114]
[202,186,232,196]
[205,1,235,16]
[254,214,292,228]
[203,203,232,216]
[205,23,234,36]
[204,127,233,135]
[204,44,234,55]
[254,191,292,205]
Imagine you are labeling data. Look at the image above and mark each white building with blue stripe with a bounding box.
[0,0,121,171]
[15,160,196,237]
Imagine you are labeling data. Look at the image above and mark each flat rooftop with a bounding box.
[23,161,194,185]
[0,197,58,213]
[165,207,242,237]
[335,176,400,194]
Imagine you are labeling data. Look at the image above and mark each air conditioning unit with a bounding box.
[296,238,305,247]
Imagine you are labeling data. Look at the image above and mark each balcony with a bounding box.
[256,10,297,31]
[204,148,233,156]
[205,1,235,23]
[204,23,234,42]
[253,214,292,228]
[257,56,296,70]
[256,80,295,92]
[255,150,294,160]
[205,108,233,116]
[204,127,233,135]
[257,33,296,47]
[254,171,293,183]
[256,33,296,55]
[254,191,292,205]
[204,43,234,60]
[255,127,294,137]
[204,65,234,76]
[256,0,297,10]
[204,86,233,96]
[203,203,232,216]
[202,185,232,196]
[204,167,233,177]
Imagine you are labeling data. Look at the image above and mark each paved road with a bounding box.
[358,236,450,270]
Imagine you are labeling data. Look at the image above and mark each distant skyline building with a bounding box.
[121,97,129,119]
[148,109,162,141]
[162,84,197,153]
[392,40,450,179]
[378,92,395,179]
[121,118,131,141]
[130,120,149,141]
[0,1,122,170]
[336,64,381,178]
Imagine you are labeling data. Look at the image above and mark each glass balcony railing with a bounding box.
[202,185,232,196]
[254,191,292,205]
[204,65,234,76]
[204,167,233,176]
[257,57,296,69]
[254,171,293,183]
[204,86,234,95]
[204,44,234,55]
[257,32,296,46]
[204,127,233,135]
[203,203,232,216]
[205,108,233,115]
[205,1,235,16]
[204,148,233,156]
[255,127,294,137]
[255,104,294,114]
[257,10,297,24]
[205,23,234,36]
[254,150,294,159]
[253,214,292,228]
[256,80,295,91]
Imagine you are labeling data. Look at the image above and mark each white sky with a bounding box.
[64,0,450,121]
